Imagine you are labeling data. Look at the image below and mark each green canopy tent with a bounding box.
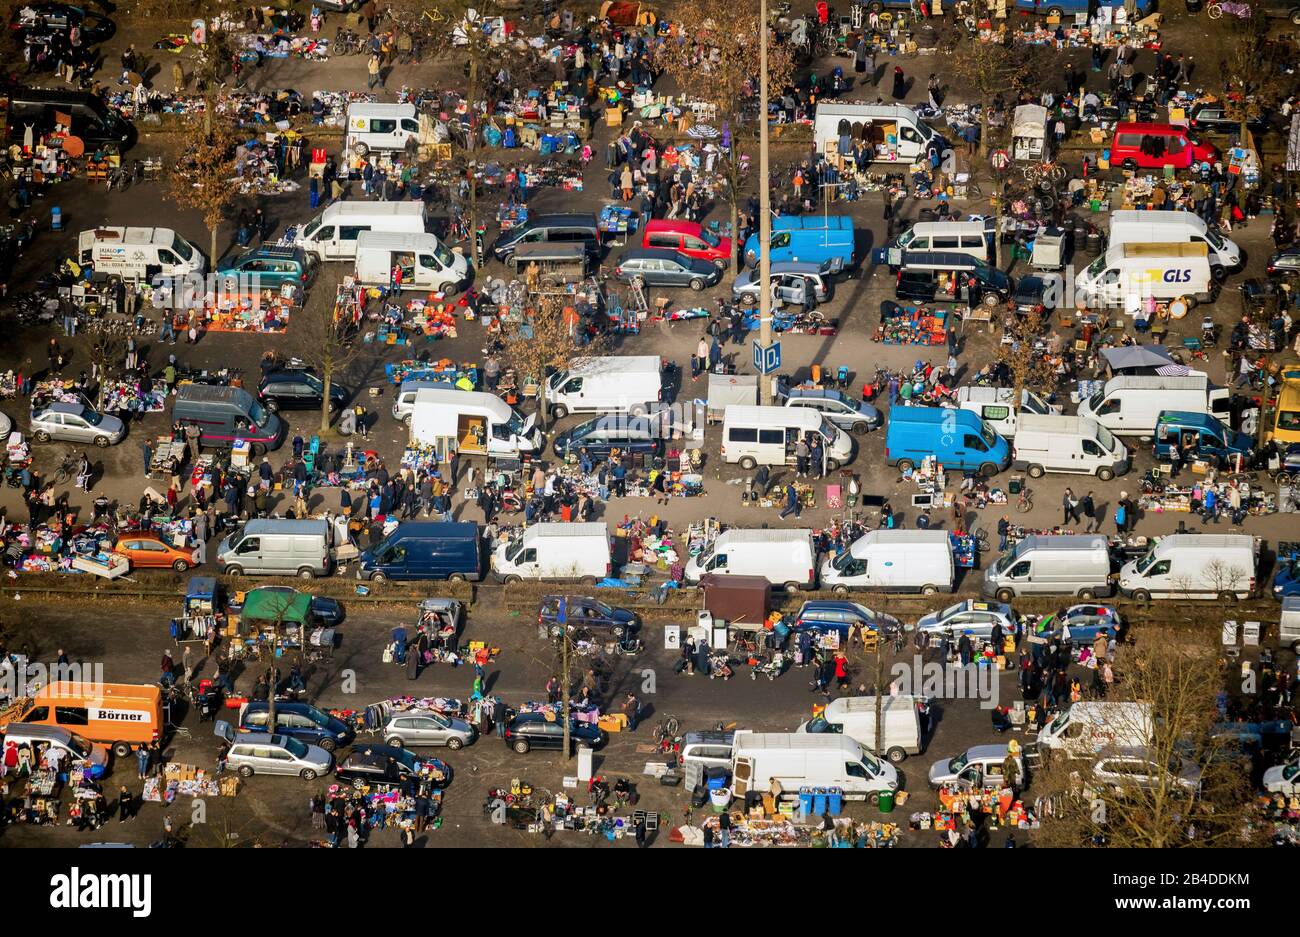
[239,588,313,650]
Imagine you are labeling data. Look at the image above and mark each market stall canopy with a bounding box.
[1100,345,1179,374]
[241,588,312,625]
[1012,105,1048,139]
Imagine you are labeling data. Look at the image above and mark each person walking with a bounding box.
[1062,488,1080,525]
[891,65,907,100]
[621,692,640,732]
[367,53,383,90]
[1080,491,1097,533]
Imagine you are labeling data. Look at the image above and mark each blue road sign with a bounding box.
[753,340,782,375]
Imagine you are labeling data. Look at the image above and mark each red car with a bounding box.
[641,219,732,270]
[1109,122,1217,172]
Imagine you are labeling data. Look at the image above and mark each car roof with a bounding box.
[787,388,849,402]
[43,401,87,415]
[966,744,1011,760]
[798,600,876,618]
[621,247,694,262]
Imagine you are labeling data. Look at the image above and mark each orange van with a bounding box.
[0,682,163,757]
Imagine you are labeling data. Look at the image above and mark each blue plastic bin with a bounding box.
[812,787,827,816]
[827,787,844,816]
[798,787,814,816]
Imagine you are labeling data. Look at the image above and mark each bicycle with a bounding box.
[652,714,680,746]
[1023,160,1067,191]
[52,454,79,485]
[1207,1,1252,18]
[1017,486,1033,514]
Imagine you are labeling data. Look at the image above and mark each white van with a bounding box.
[346,103,421,156]
[955,385,1059,439]
[1118,533,1257,601]
[408,388,540,459]
[1077,373,1229,437]
[294,202,428,262]
[544,355,664,420]
[1012,414,1130,480]
[797,695,924,763]
[78,227,205,280]
[813,102,942,164]
[683,528,818,591]
[216,519,333,578]
[820,529,954,595]
[983,534,1115,602]
[730,731,899,803]
[1074,242,1214,308]
[490,522,610,584]
[721,404,854,471]
[883,219,994,267]
[1038,701,1153,758]
[1108,209,1241,274]
[354,231,469,294]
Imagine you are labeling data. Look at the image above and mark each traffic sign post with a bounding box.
[752,340,781,375]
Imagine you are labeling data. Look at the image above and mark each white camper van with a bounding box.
[544,356,664,419]
[77,227,205,280]
[294,202,428,262]
[730,731,899,803]
[796,695,925,763]
[955,385,1059,438]
[407,388,541,460]
[346,103,421,155]
[819,529,954,594]
[1076,373,1229,437]
[354,231,470,293]
[1118,533,1257,601]
[490,522,611,583]
[720,404,854,471]
[1011,414,1130,480]
[683,528,818,591]
[1107,209,1241,274]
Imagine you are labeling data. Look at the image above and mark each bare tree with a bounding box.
[947,36,1053,159]
[500,296,605,431]
[1218,13,1289,142]
[289,287,367,434]
[1003,307,1055,411]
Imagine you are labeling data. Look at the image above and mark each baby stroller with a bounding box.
[707,652,735,681]
[750,651,786,682]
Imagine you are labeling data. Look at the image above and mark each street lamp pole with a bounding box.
[758,0,773,405]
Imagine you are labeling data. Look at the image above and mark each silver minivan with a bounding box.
[30,401,126,447]
[928,744,1019,790]
[382,710,478,750]
[217,519,333,579]
[222,729,333,781]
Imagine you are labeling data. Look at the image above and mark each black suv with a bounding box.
[258,368,350,414]
[551,414,665,462]
[333,745,451,790]
[9,4,116,45]
[503,713,606,754]
[537,596,640,640]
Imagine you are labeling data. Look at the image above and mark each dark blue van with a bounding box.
[239,701,354,752]
[358,521,482,583]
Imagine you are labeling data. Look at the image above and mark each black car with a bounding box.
[1267,247,1300,278]
[1011,274,1065,315]
[551,414,664,462]
[333,745,451,790]
[9,3,115,44]
[537,595,641,640]
[258,368,350,414]
[1186,102,1269,138]
[503,713,606,755]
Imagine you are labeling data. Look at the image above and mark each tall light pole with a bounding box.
[758,0,773,405]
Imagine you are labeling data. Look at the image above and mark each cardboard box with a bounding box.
[605,106,623,127]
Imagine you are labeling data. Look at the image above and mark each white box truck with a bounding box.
[544,355,664,420]
[1118,533,1257,601]
[354,231,469,294]
[1011,414,1130,480]
[796,695,924,764]
[1108,209,1241,274]
[1074,242,1214,308]
[1076,373,1229,437]
[683,528,818,591]
[77,227,206,280]
[408,388,540,460]
[720,404,854,471]
[293,201,428,262]
[984,534,1115,602]
[955,385,1060,439]
[1037,701,1154,758]
[730,731,899,803]
[820,529,954,595]
[490,522,610,584]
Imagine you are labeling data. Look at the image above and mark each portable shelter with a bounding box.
[1012,105,1049,162]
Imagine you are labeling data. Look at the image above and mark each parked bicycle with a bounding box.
[1207,1,1252,18]
[1017,486,1033,514]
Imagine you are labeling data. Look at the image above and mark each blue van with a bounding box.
[239,701,354,752]
[742,216,856,273]
[885,406,1011,477]
[1014,0,1152,15]
[1152,411,1252,468]
[358,521,483,582]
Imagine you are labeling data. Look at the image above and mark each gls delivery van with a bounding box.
[730,731,899,804]
[1074,242,1215,308]
[885,406,1011,477]
[354,231,470,294]
[491,522,611,584]
[1118,534,1257,601]
[1108,209,1242,274]
[407,388,540,460]
[721,405,854,471]
[819,529,955,595]
[78,227,206,281]
[1012,414,1130,480]
[683,528,818,592]
[984,534,1116,602]
[294,201,428,262]
[0,682,163,758]
[1077,373,1230,437]
[544,355,667,420]
[797,695,925,764]
[955,385,1060,438]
